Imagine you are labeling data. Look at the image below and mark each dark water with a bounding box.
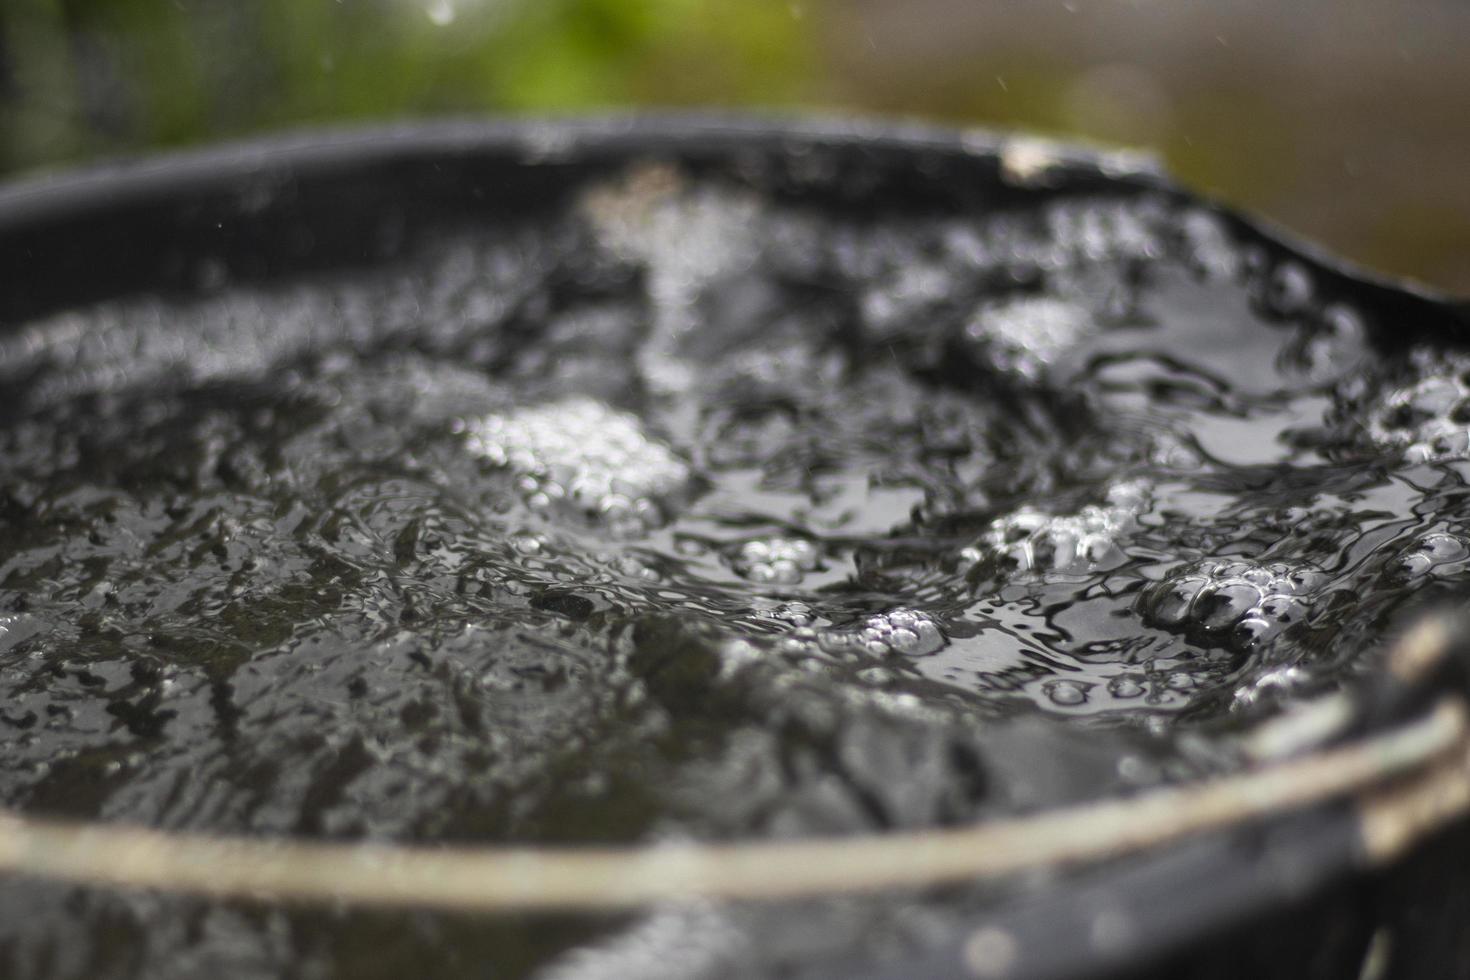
[1,161,1467,977]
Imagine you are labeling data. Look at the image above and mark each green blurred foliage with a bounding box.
[0,0,820,173]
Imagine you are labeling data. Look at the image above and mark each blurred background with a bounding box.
[1,0,1466,291]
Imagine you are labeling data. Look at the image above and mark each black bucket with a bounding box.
[1,117,1469,980]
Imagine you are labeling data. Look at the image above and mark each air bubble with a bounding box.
[762,601,816,627]
[1107,675,1146,699]
[1232,666,1311,709]
[1164,672,1195,691]
[1266,262,1313,317]
[510,531,546,555]
[1043,679,1089,706]
[1290,303,1367,383]
[1421,533,1470,561]
[1176,209,1239,280]
[606,554,662,583]
[856,666,896,687]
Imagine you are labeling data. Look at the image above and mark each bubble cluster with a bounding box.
[1230,665,1315,712]
[776,609,947,665]
[1357,349,1470,462]
[849,609,947,658]
[1137,558,1327,650]
[962,481,1149,577]
[728,537,821,585]
[1042,197,1164,265]
[462,397,694,536]
[964,296,1092,381]
[1387,531,1470,582]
